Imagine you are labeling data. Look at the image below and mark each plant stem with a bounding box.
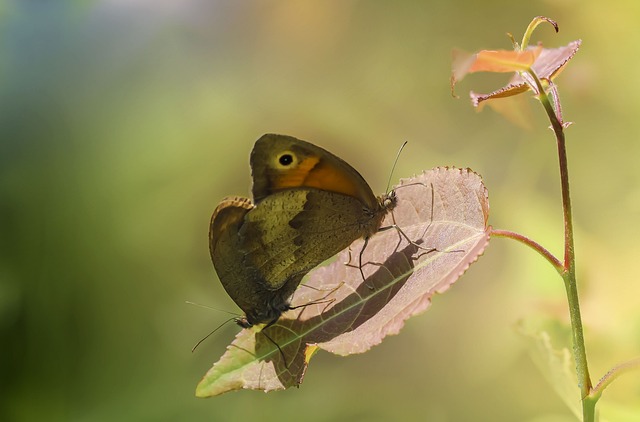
[593,356,640,397]
[529,70,594,420]
[521,16,559,49]
[491,229,563,273]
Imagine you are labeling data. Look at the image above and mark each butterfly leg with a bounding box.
[344,245,374,289]
[357,182,439,277]
[384,181,439,255]
[260,318,290,368]
[358,236,379,290]
[289,283,341,320]
[389,182,465,256]
[300,280,344,293]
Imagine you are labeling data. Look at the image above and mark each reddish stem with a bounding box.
[491,229,563,273]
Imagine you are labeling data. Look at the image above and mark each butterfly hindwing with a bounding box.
[238,189,369,291]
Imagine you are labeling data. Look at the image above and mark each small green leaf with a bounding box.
[518,319,581,419]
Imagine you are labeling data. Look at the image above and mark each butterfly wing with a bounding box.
[250,134,379,210]
[210,196,305,326]
[238,188,380,291]
[209,197,258,313]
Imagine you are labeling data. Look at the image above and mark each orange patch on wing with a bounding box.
[272,156,321,189]
[300,159,365,200]
[272,156,371,203]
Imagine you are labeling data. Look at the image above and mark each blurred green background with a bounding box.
[2,1,640,421]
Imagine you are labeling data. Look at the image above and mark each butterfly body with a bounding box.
[210,134,395,327]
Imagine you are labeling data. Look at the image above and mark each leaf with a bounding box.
[196,167,491,397]
[470,40,581,107]
[517,319,582,420]
[452,48,541,83]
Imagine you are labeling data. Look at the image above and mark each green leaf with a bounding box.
[518,320,581,420]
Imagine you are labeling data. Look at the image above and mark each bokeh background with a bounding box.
[2,1,640,421]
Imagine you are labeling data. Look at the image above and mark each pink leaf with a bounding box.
[196,167,491,397]
[470,40,581,106]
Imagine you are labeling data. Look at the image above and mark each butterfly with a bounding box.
[209,134,396,328]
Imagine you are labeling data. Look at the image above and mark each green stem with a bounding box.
[521,16,559,49]
[528,69,594,420]
[582,397,597,422]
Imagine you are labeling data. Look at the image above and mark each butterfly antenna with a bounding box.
[185,300,241,317]
[191,316,237,353]
[386,141,408,194]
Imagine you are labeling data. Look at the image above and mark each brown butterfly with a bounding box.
[209,134,396,328]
